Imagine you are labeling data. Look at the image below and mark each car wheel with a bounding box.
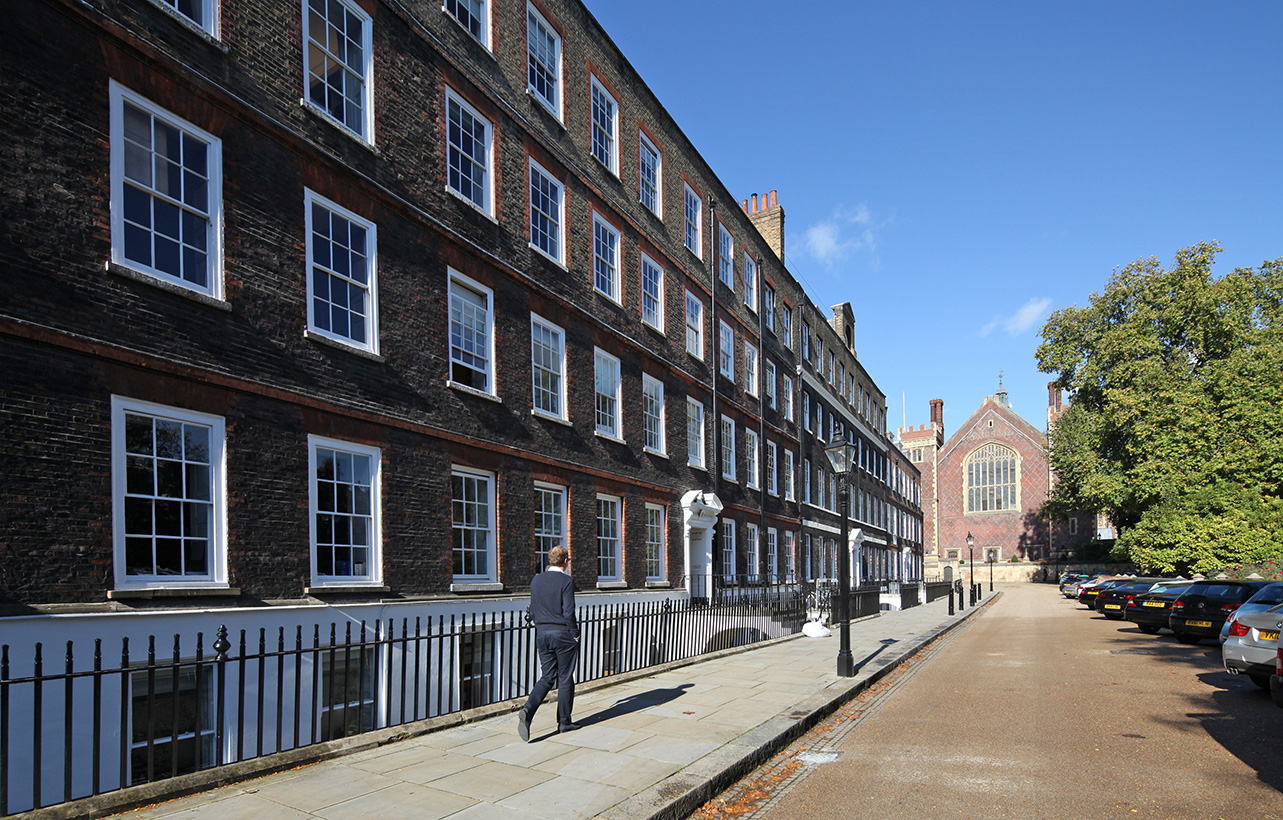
[1249,674,1271,690]
[1174,632,1202,645]
[1136,623,1160,635]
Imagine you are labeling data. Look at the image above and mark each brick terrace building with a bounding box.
[0,0,922,798]
[899,380,1095,577]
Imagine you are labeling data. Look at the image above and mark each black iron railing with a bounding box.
[0,589,807,816]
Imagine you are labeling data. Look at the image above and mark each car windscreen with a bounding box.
[1184,583,1248,598]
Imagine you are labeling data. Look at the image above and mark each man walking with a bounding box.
[517,545,580,741]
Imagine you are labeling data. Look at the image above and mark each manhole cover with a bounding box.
[798,751,841,765]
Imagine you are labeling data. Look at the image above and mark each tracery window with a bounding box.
[966,443,1018,513]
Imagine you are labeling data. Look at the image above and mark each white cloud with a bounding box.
[801,203,885,267]
[979,298,1052,338]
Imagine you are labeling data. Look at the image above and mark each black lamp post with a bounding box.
[989,549,994,592]
[967,532,975,603]
[825,436,857,677]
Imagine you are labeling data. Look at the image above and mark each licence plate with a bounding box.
[1104,604,1121,610]
[1260,630,1280,642]
[1185,620,1213,628]
[1143,601,1166,608]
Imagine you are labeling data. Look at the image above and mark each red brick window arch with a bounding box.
[965,443,1018,513]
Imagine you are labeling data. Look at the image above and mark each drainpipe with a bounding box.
[708,197,721,591]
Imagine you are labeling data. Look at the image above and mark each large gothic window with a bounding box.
[966,443,1018,513]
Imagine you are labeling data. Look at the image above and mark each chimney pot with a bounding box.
[751,193,759,212]
[769,190,778,208]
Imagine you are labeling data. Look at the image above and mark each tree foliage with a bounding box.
[1036,242,1283,574]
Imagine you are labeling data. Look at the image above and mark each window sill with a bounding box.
[146,0,228,49]
[688,462,708,472]
[596,580,628,590]
[451,582,504,593]
[446,187,499,224]
[594,430,626,446]
[644,447,668,460]
[526,88,564,127]
[299,99,379,154]
[532,409,573,427]
[448,381,502,403]
[441,6,495,56]
[304,584,390,595]
[107,586,240,600]
[107,261,231,310]
[592,287,624,308]
[528,242,568,271]
[644,580,671,589]
[305,329,384,362]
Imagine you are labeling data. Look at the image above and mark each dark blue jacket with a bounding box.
[529,570,578,637]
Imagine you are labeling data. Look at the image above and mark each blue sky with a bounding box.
[584,0,1283,435]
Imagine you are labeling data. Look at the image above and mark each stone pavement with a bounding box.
[113,594,985,820]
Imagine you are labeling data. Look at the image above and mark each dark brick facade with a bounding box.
[0,0,919,613]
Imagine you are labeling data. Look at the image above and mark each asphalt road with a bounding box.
[704,583,1283,820]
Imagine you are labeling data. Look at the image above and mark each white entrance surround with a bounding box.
[680,490,723,596]
[848,527,864,587]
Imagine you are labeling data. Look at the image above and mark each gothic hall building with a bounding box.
[899,381,1093,576]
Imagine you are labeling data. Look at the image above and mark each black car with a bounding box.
[1125,582,1195,633]
[1169,580,1273,644]
[1094,580,1176,620]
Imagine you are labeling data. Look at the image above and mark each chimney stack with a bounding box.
[746,189,785,262]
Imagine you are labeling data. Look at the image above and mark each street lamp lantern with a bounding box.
[966,531,975,603]
[824,436,858,677]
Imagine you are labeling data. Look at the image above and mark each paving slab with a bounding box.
[107,594,983,820]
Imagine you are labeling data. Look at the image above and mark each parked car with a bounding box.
[1125,582,1195,633]
[1223,601,1283,690]
[1079,577,1133,609]
[1060,573,1093,597]
[1219,582,1283,643]
[1094,579,1183,620]
[1169,580,1272,644]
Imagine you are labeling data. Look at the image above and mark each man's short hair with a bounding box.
[548,546,569,568]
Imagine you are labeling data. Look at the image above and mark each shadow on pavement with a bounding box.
[586,684,695,725]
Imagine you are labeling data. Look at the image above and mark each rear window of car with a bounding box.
[1186,583,1248,598]
[1246,583,1283,605]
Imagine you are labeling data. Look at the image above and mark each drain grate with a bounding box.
[1110,649,1156,655]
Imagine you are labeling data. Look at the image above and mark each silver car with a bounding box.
[1219,582,1283,643]
[1223,599,1283,690]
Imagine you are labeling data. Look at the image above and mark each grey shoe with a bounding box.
[517,711,531,743]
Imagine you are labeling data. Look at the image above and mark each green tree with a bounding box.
[1036,242,1283,574]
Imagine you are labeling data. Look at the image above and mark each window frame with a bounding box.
[302,0,374,142]
[642,373,666,456]
[718,321,735,379]
[683,183,702,258]
[111,396,227,590]
[784,449,795,501]
[592,211,621,302]
[448,270,495,395]
[110,82,224,299]
[594,347,623,440]
[684,290,704,359]
[781,303,793,348]
[766,440,778,496]
[687,397,706,469]
[764,359,776,409]
[745,427,759,489]
[745,522,759,582]
[445,88,494,215]
[638,130,662,216]
[525,3,561,118]
[717,223,734,287]
[530,313,567,420]
[451,466,496,582]
[783,375,794,421]
[744,341,759,397]
[308,435,382,588]
[766,527,778,582]
[763,283,774,331]
[645,502,666,581]
[596,493,623,582]
[720,415,736,481]
[720,520,737,584]
[743,253,758,311]
[589,76,619,174]
[533,481,567,573]
[148,0,219,37]
[444,0,490,49]
[304,189,379,354]
[640,251,664,331]
[528,157,565,264]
